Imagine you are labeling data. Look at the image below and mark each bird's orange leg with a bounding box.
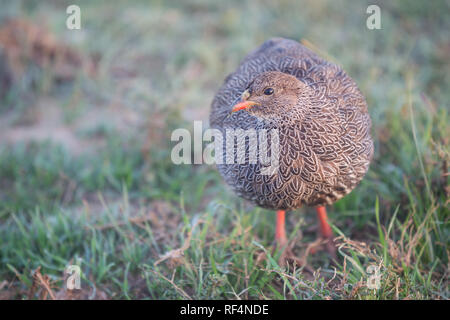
[310,206,336,258]
[273,210,305,266]
[275,210,287,246]
[316,206,332,239]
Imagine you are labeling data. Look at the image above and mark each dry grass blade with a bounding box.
[154,219,204,267]
[30,267,56,300]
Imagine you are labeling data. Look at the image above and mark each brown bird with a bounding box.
[210,38,373,263]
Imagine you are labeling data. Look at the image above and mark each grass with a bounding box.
[0,0,448,299]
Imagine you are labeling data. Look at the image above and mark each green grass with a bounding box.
[0,0,448,299]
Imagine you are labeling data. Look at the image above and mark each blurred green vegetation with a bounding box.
[0,0,448,299]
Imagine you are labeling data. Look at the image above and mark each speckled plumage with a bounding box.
[210,38,373,210]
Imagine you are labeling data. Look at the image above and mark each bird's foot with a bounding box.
[255,238,332,272]
[311,206,337,262]
[255,238,306,268]
[275,240,306,268]
[308,236,337,261]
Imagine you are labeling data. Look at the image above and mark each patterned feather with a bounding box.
[210,38,373,210]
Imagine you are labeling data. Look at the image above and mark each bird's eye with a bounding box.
[264,88,274,95]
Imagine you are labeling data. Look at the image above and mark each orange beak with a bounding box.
[231,100,259,113]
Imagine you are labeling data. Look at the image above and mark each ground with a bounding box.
[0,0,448,299]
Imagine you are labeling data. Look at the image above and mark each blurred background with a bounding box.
[0,0,448,300]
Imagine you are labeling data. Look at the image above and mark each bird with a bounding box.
[210,38,373,264]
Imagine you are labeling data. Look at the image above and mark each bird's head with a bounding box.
[231,71,310,120]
